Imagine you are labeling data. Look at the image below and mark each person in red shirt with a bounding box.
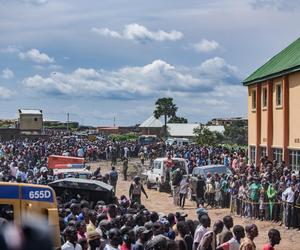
[262,229,281,250]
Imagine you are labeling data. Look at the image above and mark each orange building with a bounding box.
[243,37,300,171]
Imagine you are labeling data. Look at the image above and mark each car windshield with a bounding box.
[164,160,187,174]
[193,166,230,177]
[203,166,230,176]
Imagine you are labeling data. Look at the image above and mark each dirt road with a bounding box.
[92,160,299,250]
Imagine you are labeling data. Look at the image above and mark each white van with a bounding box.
[165,138,190,147]
[143,157,188,192]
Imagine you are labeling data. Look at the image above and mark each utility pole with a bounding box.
[113,116,115,127]
[67,113,70,135]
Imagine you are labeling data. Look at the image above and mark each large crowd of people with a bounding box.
[0,133,298,249]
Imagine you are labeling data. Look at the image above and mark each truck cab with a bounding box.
[0,182,60,249]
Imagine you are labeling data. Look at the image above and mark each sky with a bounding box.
[1,0,300,126]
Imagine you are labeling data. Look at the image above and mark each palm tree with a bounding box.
[153,98,178,138]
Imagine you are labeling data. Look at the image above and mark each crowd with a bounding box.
[0,134,298,249]
[0,183,282,250]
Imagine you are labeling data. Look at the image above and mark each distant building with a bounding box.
[207,117,247,126]
[138,116,224,138]
[139,116,163,136]
[243,37,300,171]
[18,109,43,134]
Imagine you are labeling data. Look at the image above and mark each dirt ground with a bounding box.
[91,159,300,250]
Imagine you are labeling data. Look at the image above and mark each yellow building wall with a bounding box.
[248,85,256,145]
[289,71,300,149]
[260,82,268,146]
[272,78,283,148]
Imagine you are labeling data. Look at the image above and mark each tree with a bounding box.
[223,120,248,146]
[153,98,178,138]
[168,115,188,123]
[193,125,224,146]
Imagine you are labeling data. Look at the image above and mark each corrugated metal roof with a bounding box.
[19,109,42,114]
[167,124,225,137]
[243,37,300,85]
[139,116,163,128]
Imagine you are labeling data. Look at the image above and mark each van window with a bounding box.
[154,162,162,169]
[0,204,14,221]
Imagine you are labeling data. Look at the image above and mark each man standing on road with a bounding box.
[262,229,281,250]
[196,175,206,208]
[239,224,258,250]
[129,176,148,204]
[109,166,118,193]
[122,157,128,181]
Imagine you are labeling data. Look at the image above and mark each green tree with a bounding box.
[223,120,248,146]
[168,115,188,123]
[153,97,178,138]
[193,125,224,146]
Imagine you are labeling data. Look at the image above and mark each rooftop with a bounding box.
[243,37,300,85]
[18,109,42,115]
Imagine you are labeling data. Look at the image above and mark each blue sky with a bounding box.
[1,0,300,126]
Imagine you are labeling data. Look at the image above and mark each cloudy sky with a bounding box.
[1,0,300,126]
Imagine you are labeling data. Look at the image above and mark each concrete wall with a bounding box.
[248,85,257,146]
[260,82,268,146]
[19,114,43,131]
[289,71,300,149]
[272,78,284,147]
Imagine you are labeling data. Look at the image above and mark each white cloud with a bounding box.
[193,39,220,53]
[1,68,14,79]
[0,45,20,54]
[0,87,14,99]
[92,23,183,43]
[17,0,48,5]
[251,0,300,11]
[22,57,241,99]
[19,49,54,64]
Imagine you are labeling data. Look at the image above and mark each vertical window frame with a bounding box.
[262,87,267,109]
[251,89,257,111]
[275,82,282,107]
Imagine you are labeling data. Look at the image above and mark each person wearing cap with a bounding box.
[129,176,148,204]
[193,214,211,250]
[86,231,101,250]
[133,226,151,250]
[37,166,49,185]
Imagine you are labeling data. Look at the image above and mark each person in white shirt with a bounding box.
[104,228,123,250]
[62,226,82,250]
[193,214,211,250]
[282,183,295,229]
[217,225,245,250]
[179,176,189,209]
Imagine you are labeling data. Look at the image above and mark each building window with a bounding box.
[260,147,267,158]
[273,148,283,163]
[249,146,256,164]
[276,83,282,107]
[251,90,256,110]
[34,118,38,122]
[262,87,267,108]
[289,150,300,172]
